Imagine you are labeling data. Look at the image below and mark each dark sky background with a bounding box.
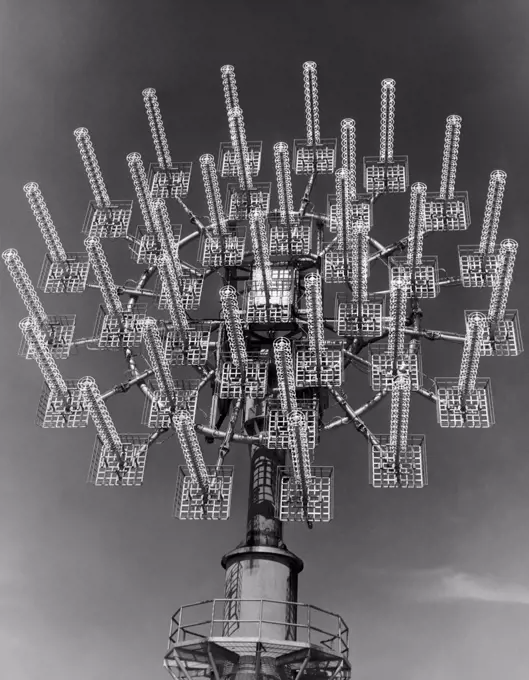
[0,0,528,678]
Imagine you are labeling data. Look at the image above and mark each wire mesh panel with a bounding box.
[326,194,372,233]
[226,183,271,220]
[277,466,334,522]
[92,303,147,349]
[157,272,205,311]
[38,253,90,294]
[363,156,409,193]
[334,295,385,337]
[218,350,269,398]
[163,324,212,366]
[389,256,439,299]
[174,466,233,520]
[458,245,500,288]
[88,434,151,486]
[322,244,371,285]
[370,435,427,489]
[148,162,192,199]
[292,139,337,175]
[130,224,182,265]
[19,315,76,360]
[245,269,295,323]
[81,200,133,238]
[268,215,312,256]
[464,309,523,357]
[266,398,319,449]
[424,192,470,232]
[294,341,343,387]
[35,379,89,428]
[369,343,423,391]
[435,377,494,428]
[142,379,200,428]
[218,141,262,178]
[199,227,246,267]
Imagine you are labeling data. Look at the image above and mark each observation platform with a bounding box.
[164,598,350,680]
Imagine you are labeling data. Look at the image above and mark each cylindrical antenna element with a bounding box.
[379,79,396,163]
[151,198,183,277]
[439,115,462,200]
[287,409,313,490]
[340,119,357,199]
[2,248,49,329]
[23,183,67,263]
[142,88,172,170]
[407,182,427,268]
[305,272,325,358]
[350,225,370,305]
[479,170,507,256]
[127,153,156,233]
[173,410,210,496]
[303,61,321,146]
[19,317,69,401]
[219,286,247,368]
[273,142,295,225]
[220,65,240,113]
[273,337,297,414]
[84,237,122,317]
[488,239,518,324]
[200,154,227,236]
[458,312,487,394]
[73,128,112,209]
[388,277,408,366]
[249,208,271,281]
[227,106,253,191]
[78,376,123,457]
[389,373,411,457]
[142,317,176,405]
[335,168,354,250]
[157,252,190,337]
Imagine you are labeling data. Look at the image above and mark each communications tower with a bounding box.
[2,62,522,680]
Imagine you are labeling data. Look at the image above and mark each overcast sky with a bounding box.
[1,0,529,678]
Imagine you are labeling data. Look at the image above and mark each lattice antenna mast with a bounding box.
[19,317,70,404]
[142,318,177,408]
[303,61,321,147]
[200,154,228,236]
[73,128,112,210]
[127,152,157,234]
[350,225,370,305]
[2,249,49,329]
[219,286,248,369]
[488,239,518,325]
[273,337,297,414]
[142,88,172,171]
[84,236,122,318]
[389,373,411,459]
[439,115,462,200]
[78,376,123,462]
[273,142,295,226]
[479,170,507,256]
[335,168,353,252]
[407,182,427,273]
[387,277,408,371]
[305,272,325,366]
[173,410,210,498]
[379,78,396,163]
[458,312,487,394]
[23,183,68,263]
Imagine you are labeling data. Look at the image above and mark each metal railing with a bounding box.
[167,598,349,659]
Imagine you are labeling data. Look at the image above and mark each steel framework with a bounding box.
[2,61,522,680]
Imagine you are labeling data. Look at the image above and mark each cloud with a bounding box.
[412,567,529,605]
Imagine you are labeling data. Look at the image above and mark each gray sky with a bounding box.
[1,0,528,678]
